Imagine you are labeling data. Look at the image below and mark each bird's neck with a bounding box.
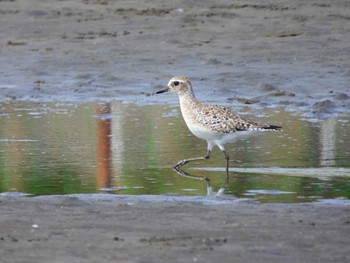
[178,90,202,119]
[178,89,199,106]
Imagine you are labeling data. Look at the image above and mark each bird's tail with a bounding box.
[261,125,282,131]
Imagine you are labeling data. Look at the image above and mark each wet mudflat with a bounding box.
[1,0,350,262]
[0,101,349,203]
[0,194,349,263]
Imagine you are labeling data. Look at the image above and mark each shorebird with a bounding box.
[156,76,282,176]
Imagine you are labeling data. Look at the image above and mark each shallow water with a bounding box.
[0,101,349,203]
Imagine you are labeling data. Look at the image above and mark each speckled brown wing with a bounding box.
[195,104,281,133]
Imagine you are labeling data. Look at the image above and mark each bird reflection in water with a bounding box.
[172,165,230,197]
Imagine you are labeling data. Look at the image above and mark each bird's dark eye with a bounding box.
[173,81,179,86]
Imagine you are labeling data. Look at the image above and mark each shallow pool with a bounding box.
[0,101,349,202]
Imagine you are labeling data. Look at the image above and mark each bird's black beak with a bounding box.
[155,87,169,94]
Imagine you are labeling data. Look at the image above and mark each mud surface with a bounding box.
[1,0,350,118]
[1,194,350,263]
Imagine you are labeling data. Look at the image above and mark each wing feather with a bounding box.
[194,104,279,133]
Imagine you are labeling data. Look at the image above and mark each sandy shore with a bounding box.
[1,0,350,262]
[1,194,350,263]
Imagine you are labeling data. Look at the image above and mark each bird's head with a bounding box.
[156,76,192,96]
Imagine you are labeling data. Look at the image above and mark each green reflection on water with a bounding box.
[0,101,349,202]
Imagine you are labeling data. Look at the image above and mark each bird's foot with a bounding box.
[173,159,188,169]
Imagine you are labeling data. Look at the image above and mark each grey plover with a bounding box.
[156,76,282,175]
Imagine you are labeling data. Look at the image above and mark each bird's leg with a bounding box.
[212,149,230,197]
[173,149,211,170]
[216,144,230,178]
[223,150,230,176]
